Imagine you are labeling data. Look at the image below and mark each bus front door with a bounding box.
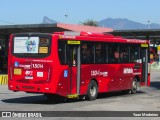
[68,43,81,97]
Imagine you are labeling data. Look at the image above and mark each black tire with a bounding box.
[87,80,98,101]
[131,78,138,94]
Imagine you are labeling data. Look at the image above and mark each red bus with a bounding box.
[8,31,150,101]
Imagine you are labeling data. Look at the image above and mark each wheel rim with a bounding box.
[90,85,96,97]
[132,80,137,91]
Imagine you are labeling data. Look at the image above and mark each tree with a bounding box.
[80,19,98,26]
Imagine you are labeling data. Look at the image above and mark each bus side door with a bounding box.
[141,45,149,85]
[68,41,81,95]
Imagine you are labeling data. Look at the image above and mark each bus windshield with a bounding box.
[12,36,51,58]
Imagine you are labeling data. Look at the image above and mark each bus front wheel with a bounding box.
[86,80,98,101]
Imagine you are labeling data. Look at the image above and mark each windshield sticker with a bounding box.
[14,37,39,53]
[25,70,33,76]
[39,47,48,53]
[14,61,19,67]
[14,68,22,75]
[64,70,68,77]
[37,72,43,77]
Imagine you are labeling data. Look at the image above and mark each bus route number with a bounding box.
[32,64,43,69]
[91,70,100,76]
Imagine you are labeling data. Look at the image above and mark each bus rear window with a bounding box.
[12,36,51,58]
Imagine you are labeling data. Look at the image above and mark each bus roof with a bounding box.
[55,31,148,44]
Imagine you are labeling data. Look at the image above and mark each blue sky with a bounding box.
[0,0,160,25]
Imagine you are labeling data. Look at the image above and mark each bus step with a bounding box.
[67,94,79,99]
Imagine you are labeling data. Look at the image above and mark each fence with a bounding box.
[0,75,8,85]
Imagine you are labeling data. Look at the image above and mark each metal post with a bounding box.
[77,45,81,94]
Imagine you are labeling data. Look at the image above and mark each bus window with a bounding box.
[108,44,119,63]
[119,44,129,63]
[81,42,94,64]
[95,43,105,63]
[130,45,140,62]
[12,36,50,58]
[58,41,68,65]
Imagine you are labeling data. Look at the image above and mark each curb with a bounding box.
[0,75,8,85]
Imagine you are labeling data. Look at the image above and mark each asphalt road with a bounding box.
[0,71,160,120]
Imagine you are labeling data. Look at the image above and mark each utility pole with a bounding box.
[64,10,69,23]
[147,20,150,29]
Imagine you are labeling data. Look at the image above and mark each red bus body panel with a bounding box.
[8,32,150,97]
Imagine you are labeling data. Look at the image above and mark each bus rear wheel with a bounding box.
[131,78,138,94]
[87,80,98,101]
